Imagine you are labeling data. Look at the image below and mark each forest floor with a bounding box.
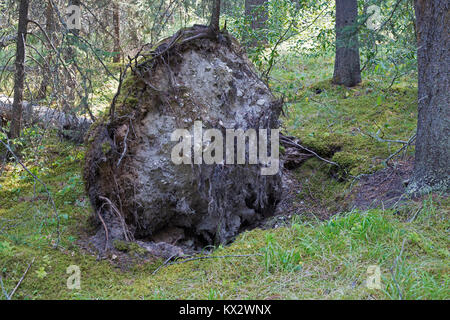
[0,53,448,300]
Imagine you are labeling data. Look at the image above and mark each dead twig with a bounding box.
[151,254,178,275]
[8,257,35,300]
[407,204,423,223]
[1,258,35,300]
[385,132,416,165]
[99,196,133,242]
[280,135,340,167]
[360,129,409,145]
[97,205,109,252]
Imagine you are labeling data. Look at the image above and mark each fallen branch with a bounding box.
[0,94,92,141]
[280,135,340,167]
[0,257,35,300]
[8,257,35,300]
[360,129,409,145]
[385,132,417,165]
[151,254,178,275]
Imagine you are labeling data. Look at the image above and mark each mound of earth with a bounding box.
[83,26,283,256]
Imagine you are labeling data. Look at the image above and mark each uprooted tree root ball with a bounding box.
[83,25,283,258]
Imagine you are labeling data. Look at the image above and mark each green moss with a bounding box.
[111,74,146,118]
[113,240,147,256]
[101,142,111,155]
[332,151,368,171]
[1,53,447,300]
[292,158,352,214]
[85,114,108,146]
[1,153,449,299]
[282,78,417,177]
[300,133,344,157]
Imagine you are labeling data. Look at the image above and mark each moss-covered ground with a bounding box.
[0,54,448,300]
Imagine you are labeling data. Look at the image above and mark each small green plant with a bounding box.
[56,174,82,204]
[207,288,222,300]
[262,233,302,273]
[0,241,14,257]
[35,255,52,279]
[35,266,48,279]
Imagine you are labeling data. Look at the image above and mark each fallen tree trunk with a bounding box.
[0,65,40,73]
[83,25,283,256]
[0,95,91,141]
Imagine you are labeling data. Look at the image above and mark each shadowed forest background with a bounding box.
[0,0,448,300]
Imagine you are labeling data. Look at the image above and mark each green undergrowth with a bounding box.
[272,53,418,178]
[1,164,448,299]
[291,158,352,215]
[0,133,448,299]
[269,53,419,214]
[0,54,448,300]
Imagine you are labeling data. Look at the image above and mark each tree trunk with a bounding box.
[245,0,268,31]
[245,0,268,46]
[37,0,55,100]
[112,1,121,63]
[209,0,221,34]
[408,0,450,194]
[332,0,361,87]
[128,5,139,49]
[65,0,81,112]
[9,0,29,139]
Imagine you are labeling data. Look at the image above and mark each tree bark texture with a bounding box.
[332,0,361,87]
[409,0,450,194]
[209,0,221,33]
[244,0,268,46]
[37,0,55,100]
[9,0,29,138]
[245,0,268,31]
[113,1,121,63]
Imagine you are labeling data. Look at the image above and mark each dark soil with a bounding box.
[352,159,414,210]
